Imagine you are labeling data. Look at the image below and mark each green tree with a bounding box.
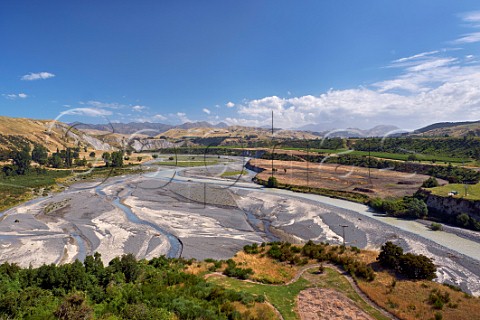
[11,146,31,175]
[456,213,471,227]
[267,176,278,188]
[422,176,439,188]
[398,253,436,280]
[48,154,63,168]
[31,144,48,165]
[377,241,403,269]
[111,151,124,168]
[88,151,96,158]
[102,152,111,167]
[403,197,428,218]
[54,292,93,320]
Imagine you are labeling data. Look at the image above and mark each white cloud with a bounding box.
[153,114,167,121]
[202,108,211,114]
[225,101,235,108]
[455,32,480,44]
[393,50,439,63]
[83,100,124,109]
[406,57,457,72]
[224,55,480,130]
[21,72,55,81]
[3,93,28,100]
[132,105,146,112]
[461,10,480,23]
[223,12,480,130]
[59,108,112,117]
[176,112,191,123]
[454,11,480,43]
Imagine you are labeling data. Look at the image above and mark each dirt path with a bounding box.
[205,264,399,320]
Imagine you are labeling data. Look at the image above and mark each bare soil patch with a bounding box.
[250,159,438,198]
[297,288,374,320]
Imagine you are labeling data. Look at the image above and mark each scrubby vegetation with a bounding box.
[369,196,428,218]
[243,241,376,282]
[377,242,437,280]
[0,254,266,319]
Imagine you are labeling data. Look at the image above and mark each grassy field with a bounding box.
[428,182,480,200]
[278,147,468,163]
[220,170,247,177]
[348,150,467,164]
[0,170,70,211]
[208,275,310,320]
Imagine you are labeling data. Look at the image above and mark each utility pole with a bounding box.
[339,225,348,247]
[271,111,274,180]
[306,139,310,191]
[367,138,371,184]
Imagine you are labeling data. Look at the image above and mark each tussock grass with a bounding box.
[233,251,298,284]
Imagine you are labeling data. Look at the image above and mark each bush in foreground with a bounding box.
[377,241,437,280]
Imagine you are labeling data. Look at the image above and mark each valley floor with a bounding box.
[1,157,480,297]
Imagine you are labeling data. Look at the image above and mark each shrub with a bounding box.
[377,242,436,280]
[430,223,443,231]
[243,243,259,254]
[422,176,439,188]
[223,260,253,280]
[267,176,278,188]
[398,253,436,280]
[377,242,403,269]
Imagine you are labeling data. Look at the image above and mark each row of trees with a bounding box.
[101,151,124,167]
[369,196,428,219]
[353,137,480,160]
[1,145,127,177]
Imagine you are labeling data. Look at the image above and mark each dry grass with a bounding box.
[233,251,298,284]
[358,271,480,320]
[227,247,480,320]
[350,249,480,320]
[231,301,278,320]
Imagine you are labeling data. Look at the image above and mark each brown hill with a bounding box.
[156,125,320,145]
[412,120,480,137]
[0,116,113,153]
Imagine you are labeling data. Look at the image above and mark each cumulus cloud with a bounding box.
[3,93,28,100]
[132,105,146,112]
[225,48,480,130]
[21,72,55,81]
[225,101,235,108]
[202,108,211,114]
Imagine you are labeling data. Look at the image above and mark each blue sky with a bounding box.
[1,1,480,130]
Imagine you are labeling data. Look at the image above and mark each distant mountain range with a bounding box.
[71,121,228,135]
[73,121,403,138]
[301,124,403,138]
[2,115,480,155]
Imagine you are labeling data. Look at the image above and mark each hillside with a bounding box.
[0,116,113,153]
[157,125,320,145]
[412,120,480,137]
